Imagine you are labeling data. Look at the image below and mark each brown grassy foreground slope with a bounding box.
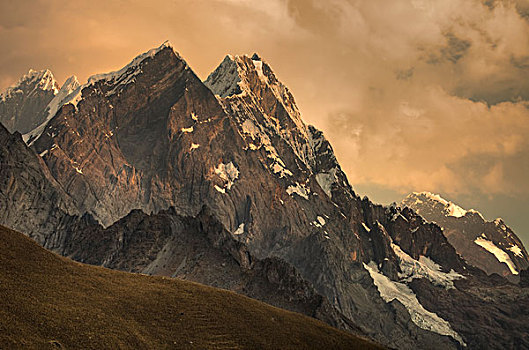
[0,225,383,350]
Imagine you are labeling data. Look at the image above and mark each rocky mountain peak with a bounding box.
[22,42,187,146]
[402,191,529,280]
[26,41,222,227]
[205,53,314,168]
[204,53,299,117]
[403,191,471,218]
[0,69,60,134]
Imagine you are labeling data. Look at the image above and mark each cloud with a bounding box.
[276,0,529,199]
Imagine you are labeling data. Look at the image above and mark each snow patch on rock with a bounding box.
[474,237,518,274]
[214,185,226,194]
[286,182,310,200]
[508,245,523,258]
[391,243,464,289]
[233,223,245,235]
[315,168,337,198]
[364,262,465,346]
[215,162,239,190]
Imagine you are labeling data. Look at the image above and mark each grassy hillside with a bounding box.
[0,225,383,349]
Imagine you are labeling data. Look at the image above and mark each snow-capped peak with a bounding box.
[23,75,81,145]
[86,40,175,86]
[22,41,177,146]
[1,69,59,102]
[404,191,471,218]
[205,53,315,168]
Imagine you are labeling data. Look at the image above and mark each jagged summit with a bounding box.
[404,191,473,218]
[0,69,59,102]
[205,52,314,167]
[86,40,179,86]
[402,191,529,279]
[20,41,187,145]
[204,52,290,102]
[204,55,243,98]
[0,69,60,134]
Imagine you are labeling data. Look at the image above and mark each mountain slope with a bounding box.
[402,192,529,280]
[0,225,382,350]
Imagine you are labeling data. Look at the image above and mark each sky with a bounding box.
[1,0,529,245]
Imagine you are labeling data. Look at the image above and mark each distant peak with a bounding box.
[409,191,449,205]
[1,68,59,101]
[251,53,262,61]
[62,75,80,88]
[404,191,472,218]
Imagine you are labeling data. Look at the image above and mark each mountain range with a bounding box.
[1,41,529,349]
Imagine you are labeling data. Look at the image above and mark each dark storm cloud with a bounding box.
[439,33,472,64]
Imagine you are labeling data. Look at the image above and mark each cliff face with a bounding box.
[0,123,79,246]
[1,42,528,349]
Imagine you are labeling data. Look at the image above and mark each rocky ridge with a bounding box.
[402,192,529,281]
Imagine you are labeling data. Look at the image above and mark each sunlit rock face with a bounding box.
[1,42,529,350]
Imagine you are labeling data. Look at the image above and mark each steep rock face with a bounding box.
[0,123,79,245]
[402,192,529,280]
[0,70,59,134]
[1,43,528,349]
[32,42,229,226]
